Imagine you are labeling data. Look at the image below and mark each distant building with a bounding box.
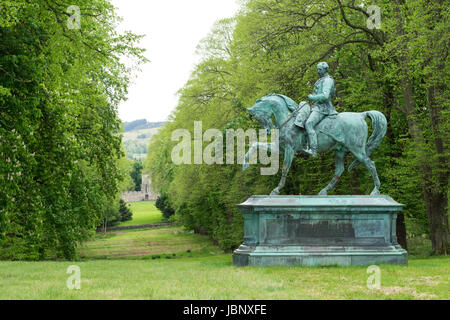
[141,174,157,201]
[121,174,158,202]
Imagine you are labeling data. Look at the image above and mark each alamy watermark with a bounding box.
[171,121,280,175]
[366,5,381,30]
[67,5,81,30]
[366,265,381,290]
[66,265,81,290]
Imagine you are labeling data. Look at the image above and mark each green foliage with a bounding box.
[123,140,148,157]
[118,200,133,222]
[0,0,146,260]
[116,154,135,192]
[145,0,449,254]
[129,161,143,191]
[155,194,175,221]
[101,199,122,228]
[99,198,134,227]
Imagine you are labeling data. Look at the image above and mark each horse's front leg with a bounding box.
[242,143,256,171]
[270,146,294,196]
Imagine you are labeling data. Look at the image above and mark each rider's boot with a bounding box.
[303,132,318,158]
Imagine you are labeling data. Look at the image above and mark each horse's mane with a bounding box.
[262,94,298,113]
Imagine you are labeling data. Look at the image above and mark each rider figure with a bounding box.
[301,62,337,157]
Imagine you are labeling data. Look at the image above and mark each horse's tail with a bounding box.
[348,110,387,172]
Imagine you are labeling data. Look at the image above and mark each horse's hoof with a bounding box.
[270,189,280,196]
[370,188,380,196]
[242,163,249,171]
[318,189,328,196]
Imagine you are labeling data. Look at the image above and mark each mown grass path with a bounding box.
[78,226,222,259]
[117,201,162,226]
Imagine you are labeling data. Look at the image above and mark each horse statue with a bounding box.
[242,93,387,196]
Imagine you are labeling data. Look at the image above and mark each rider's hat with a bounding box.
[317,62,329,70]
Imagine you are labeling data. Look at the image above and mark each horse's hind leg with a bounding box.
[319,149,345,195]
[367,158,381,195]
[351,149,381,195]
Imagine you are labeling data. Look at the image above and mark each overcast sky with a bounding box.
[111,0,240,123]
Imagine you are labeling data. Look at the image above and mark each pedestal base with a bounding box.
[233,244,407,267]
[233,195,408,267]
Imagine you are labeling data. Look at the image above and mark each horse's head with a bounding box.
[247,97,275,135]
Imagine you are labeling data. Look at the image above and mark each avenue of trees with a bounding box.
[146,0,448,254]
[0,0,145,259]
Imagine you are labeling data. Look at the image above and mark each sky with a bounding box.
[111,0,240,123]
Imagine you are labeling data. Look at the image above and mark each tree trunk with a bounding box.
[396,213,407,250]
[393,1,448,254]
[426,85,449,254]
[425,189,449,254]
[383,83,407,250]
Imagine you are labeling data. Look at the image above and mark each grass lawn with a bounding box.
[0,254,448,300]
[0,224,449,300]
[117,201,162,226]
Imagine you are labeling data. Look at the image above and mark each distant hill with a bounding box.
[122,120,166,160]
[124,119,166,132]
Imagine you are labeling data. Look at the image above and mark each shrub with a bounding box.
[155,194,175,221]
[119,200,133,222]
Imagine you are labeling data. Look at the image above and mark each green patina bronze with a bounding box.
[233,195,408,267]
[243,62,386,196]
[236,63,407,267]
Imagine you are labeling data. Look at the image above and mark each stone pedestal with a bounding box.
[233,195,408,267]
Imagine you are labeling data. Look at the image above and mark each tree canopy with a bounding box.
[146,0,448,254]
[0,0,146,259]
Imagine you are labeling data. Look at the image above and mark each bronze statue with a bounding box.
[243,62,387,196]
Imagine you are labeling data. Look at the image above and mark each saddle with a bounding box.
[293,102,345,144]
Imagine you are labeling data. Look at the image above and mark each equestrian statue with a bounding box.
[242,62,387,196]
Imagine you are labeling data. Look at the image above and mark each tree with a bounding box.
[0,0,146,260]
[146,0,448,254]
[130,161,143,191]
[119,200,133,222]
[155,194,175,221]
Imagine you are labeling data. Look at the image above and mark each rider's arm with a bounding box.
[308,77,333,102]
